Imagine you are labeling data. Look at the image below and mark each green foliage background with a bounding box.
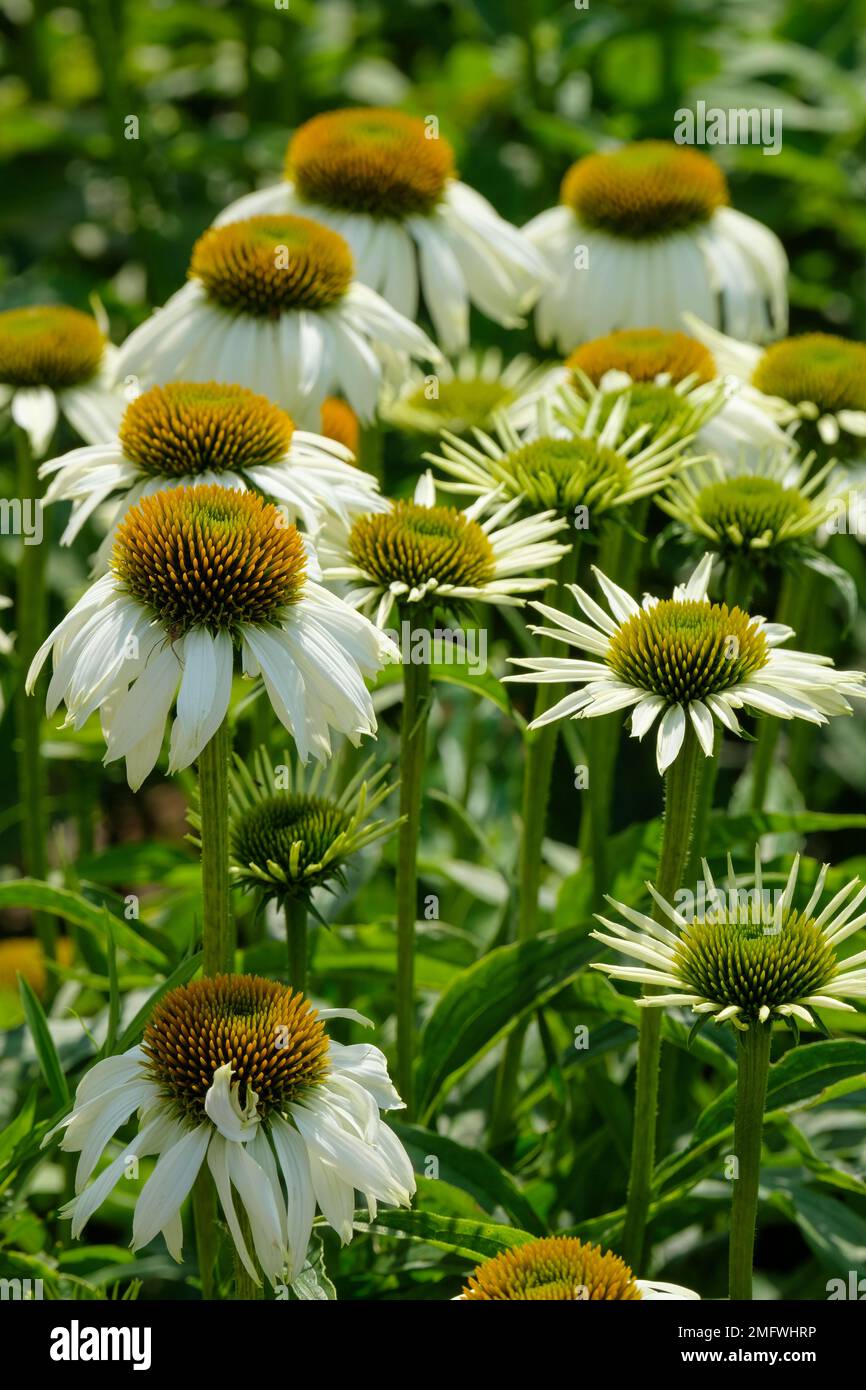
[0,0,865,1303]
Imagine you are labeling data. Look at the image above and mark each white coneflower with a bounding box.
[27,484,398,788]
[686,315,866,458]
[506,554,866,774]
[657,448,854,559]
[113,215,438,427]
[455,1236,699,1301]
[592,849,866,1032]
[39,381,384,557]
[427,386,698,522]
[525,141,787,352]
[380,348,556,437]
[0,305,123,454]
[214,107,548,352]
[46,974,415,1286]
[227,745,399,912]
[563,327,790,462]
[320,471,569,628]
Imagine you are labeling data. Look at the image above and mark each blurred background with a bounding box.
[2,0,865,335]
[1,0,865,1301]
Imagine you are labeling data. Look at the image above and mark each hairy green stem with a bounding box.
[749,569,810,812]
[191,1175,219,1300]
[621,723,703,1270]
[489,542,579,1143]
[196,719,236,1296]
[395,627,432,1118]
[728,1023,772,1300]
[577,507,649,903]
[199,721,233,977]
[233,1208,263,1300]
[685,556,755,880]
[15,425,53,962]
[285,898,308,994]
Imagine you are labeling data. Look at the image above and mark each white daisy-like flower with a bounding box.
[0,304,124,455]
[379,348,557,437]
[319,471,569,629]
[454,1235,699,1300]
[561,326,791,464]
[39,381,385,563]
[113,214,438,428]
[27,483,398,788]
[427,383,704,521]
[214,107,548,352]
[506,553,866,775]
[525,141,787,353]
[592,848,866,1032]
[686,314,866,458]
[657,447,855,557]
[45,974,415,1287]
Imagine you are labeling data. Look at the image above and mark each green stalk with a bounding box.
[728,1023,772,1300]
[191,1176,219,1300]
[749,569,810,812]
[489,542,579,1143]
[14,425,53,962]
[199,720,233,977]
[233,1241,262,1301]
[685,555,755,880]
[285,898,308,994]
[395,620,432,1118]
[621,723,703,1270]
[196,720,249,1298]
[578,505,649,906]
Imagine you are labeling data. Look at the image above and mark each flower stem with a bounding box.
[395,623,432,1118]
[195,718,237,1297]
[489,542,579,1144]
[14,425,53,963]
[199,720,234,977]
[191,1175,219,1300]
[685,557,754,879]
[749,569,808,811]
[621,722,703,1271]
[577,507,648,906]
[728,1023,772,1300]
[285,899,308,994]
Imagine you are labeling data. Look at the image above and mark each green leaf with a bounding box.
[289,1234,336,1300]
[102,917,120,1059]
[693,1040,866,1145]
[768,1181,866,1276]
[371,1209,534,1263]
[17,975,69,1108]
[0,1086,38,1176]
[416,928,595,1120]
[0,881,169,969]
[568,973,737,1077]
[390,1122,545,1235]
[654,1040,866,1195]
[373,661,523,726]
[706,811,866,853]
